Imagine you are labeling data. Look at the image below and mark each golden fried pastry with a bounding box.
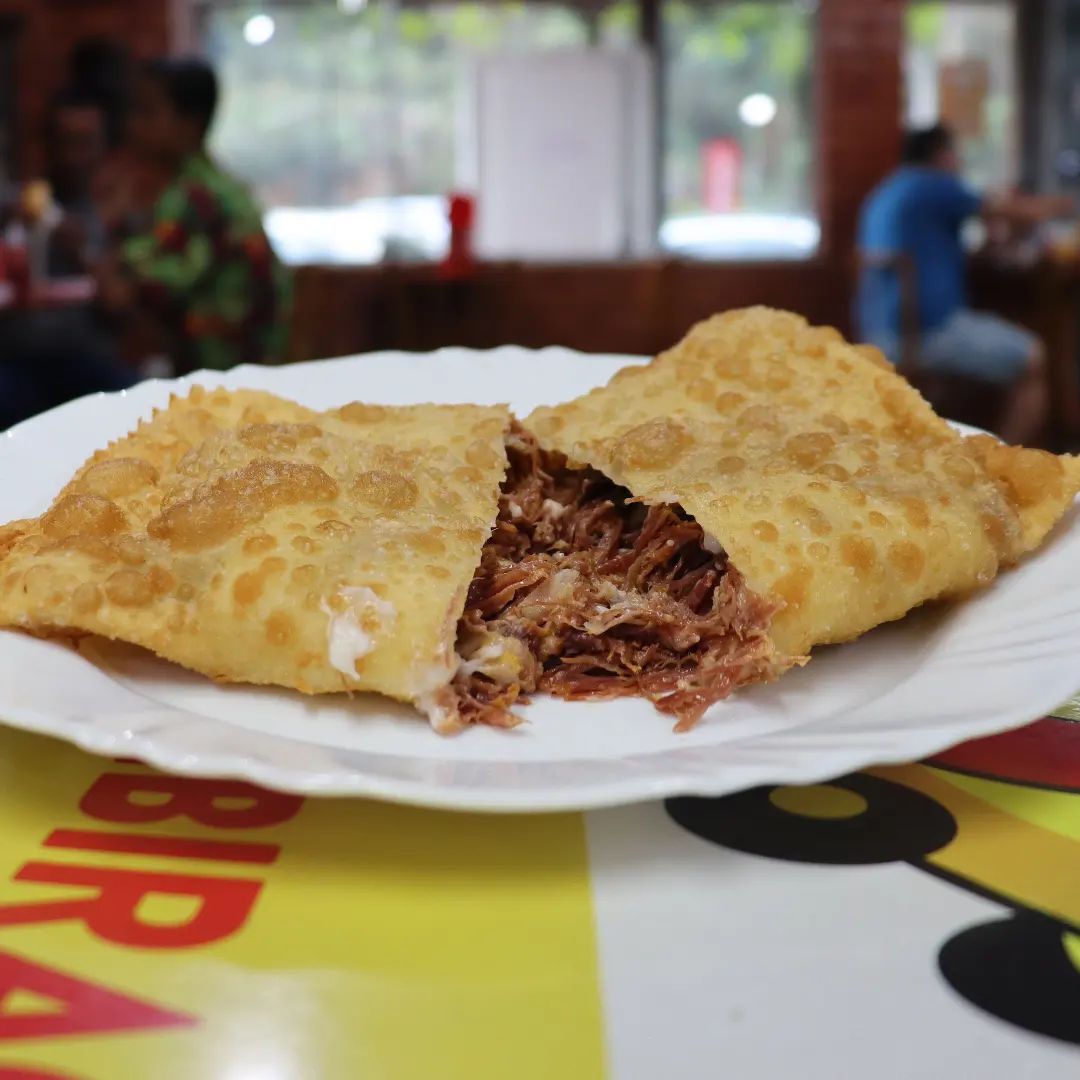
[516,306,1079,672]
[441,308,1080,731]
[0,387,509,725]
[2,310,1077,738]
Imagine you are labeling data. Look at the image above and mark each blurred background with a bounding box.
[2,0,1080,447]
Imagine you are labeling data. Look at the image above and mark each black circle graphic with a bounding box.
[938,913,1080,1045]
[666,773,957,865]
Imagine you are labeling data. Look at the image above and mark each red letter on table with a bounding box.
[0,947,195,1040]
[80,774,303,829]
[44,829,279,865]
[0,863,262,948]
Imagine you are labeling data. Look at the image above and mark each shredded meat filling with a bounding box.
[447,424,778,731]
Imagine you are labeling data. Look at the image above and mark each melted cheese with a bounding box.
[321,586,396,679]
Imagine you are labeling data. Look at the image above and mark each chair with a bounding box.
[853,251,1004,431]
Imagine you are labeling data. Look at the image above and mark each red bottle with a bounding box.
[439,193,476,280]
[4,241,30,307]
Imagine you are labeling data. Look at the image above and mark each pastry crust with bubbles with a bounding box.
[528,307,1080,657]
[0,386,509,705]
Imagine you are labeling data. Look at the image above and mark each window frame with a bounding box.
[648,0,821,264]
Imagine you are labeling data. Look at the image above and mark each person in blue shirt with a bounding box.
[856,124,1073,445]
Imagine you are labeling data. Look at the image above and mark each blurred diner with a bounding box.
[96,56,291,374]
[41,87,108,278]
[0,88,134,431]
[1,45,287,430]
[856,123,1074,447]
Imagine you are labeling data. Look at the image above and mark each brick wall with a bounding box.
[817,0,904,261]
[1,0,172,177]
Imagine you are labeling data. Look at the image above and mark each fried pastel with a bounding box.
[528,307,1080,658]
[0,387,510,713]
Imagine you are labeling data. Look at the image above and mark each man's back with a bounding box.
[856,166,981,347]
[121,152,290,372]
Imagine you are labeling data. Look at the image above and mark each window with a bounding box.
[660,0,818,261]
[205,1,602,264]
[203,0,818,264]
[905,2,1017,191]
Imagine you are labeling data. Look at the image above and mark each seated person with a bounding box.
[0,94,136,431]
[44,87,109,276]
[856,123,1074,445]
[97,56,290,373]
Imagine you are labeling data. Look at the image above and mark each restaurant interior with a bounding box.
[2,0,1080,446]
[1,11,1080,1070]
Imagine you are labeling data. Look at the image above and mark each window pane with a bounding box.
[905,2,1017,190]
[661,0,818,261]
[598,0,641,49]
[205,1,594,264]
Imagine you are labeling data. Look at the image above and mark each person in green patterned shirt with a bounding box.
[99,57,290,372]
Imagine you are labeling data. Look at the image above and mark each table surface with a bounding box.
[0,702,1075,1079]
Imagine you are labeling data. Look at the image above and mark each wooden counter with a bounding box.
[285,257,848,365]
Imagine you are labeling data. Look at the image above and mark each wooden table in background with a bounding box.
[284,258,846,367]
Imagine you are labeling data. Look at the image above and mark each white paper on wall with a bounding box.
[468,49,656,261]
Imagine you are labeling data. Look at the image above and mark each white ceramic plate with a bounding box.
[1,348,1078,812]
